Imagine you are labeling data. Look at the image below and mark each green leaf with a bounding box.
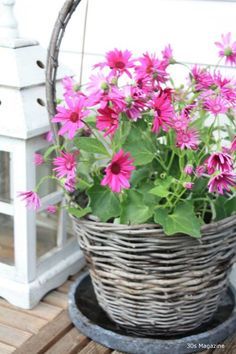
[120,190,153,224]
[154,202,201,238]
[149,177,174,197]
[68,207,91,218]
[123,127,155,166]
[112,118,131,149]
[87,184,120,222]
[74,137,109,156]
[225,196,236,217]
[130,165,151,186]
[215,195,236,221]
[43,145,57,160]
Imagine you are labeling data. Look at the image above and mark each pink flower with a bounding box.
[47,205,57,214]
[123,85,147,120]
[151,92,174,133]
[206,152,233,174]
[44,131,53,142]
[230,136,236,152]
[65,176,76,192]
[52,96,90,139]
[101,149,135,193]
[161,44,175,65]
[18,191,41,210]
[62,76,80,98]
[96,106,119,137]
[215,33,236,65]
[213,72,236,103]
[203,95,228,115]
[94,49,135,78]
[170,113,189,131]
[195,165,206,177]
[53,151,77,179]
[34,153,44,166]
[176,129,200,150]
[183,182,194,190]
[191,65,214,91]
[208,171,236,194]
[184,165,194,175]
[135,53,168,86]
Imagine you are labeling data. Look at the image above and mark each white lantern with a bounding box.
[0,0,85,308]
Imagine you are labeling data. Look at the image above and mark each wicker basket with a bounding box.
[45,0,236,337]
[72,215,236,336]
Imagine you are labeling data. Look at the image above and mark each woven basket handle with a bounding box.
[45,0,82,139]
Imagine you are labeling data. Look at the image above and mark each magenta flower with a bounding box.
[195,165,206,177]
[44,131,53,142]
[203,95,228,115]
[94,49,135,78]
[62,76,80,98]
[170,114,189,131]
[208,171,236,194]
[183,182,194,190]
[65,176,76,192]
[136,53,168,85]
[53,151,77,179]
[191,65,214,91]
[206,152,233,174]
[215,33,236,65]
[151,93,173,133]
[123,85,147,120]
[96,106,119,137]
[176,129,200,150]
[18,191,41,210]
[34,153,44,166]
[101,149,135,193]
[161,44,174,65]
[52,96,90,139]
[230,136,236,152]
[184,165,194,175]
[47,205,57,214]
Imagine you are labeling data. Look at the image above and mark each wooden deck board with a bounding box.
[0,269,235,354]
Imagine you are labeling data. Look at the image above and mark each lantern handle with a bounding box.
[45,0,82,142]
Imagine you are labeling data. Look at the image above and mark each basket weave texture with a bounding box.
[72,215,236,336]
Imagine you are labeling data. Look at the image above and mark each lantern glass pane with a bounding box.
[0,151,11,203]
[0,213,14,265]
[36,208,58,258]
[36,147,57,198]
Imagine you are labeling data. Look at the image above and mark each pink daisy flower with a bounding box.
[123,86,147,120]
[62,76,80,98]
[206,152,233,174]
[161,44,175,65]
[52,96,90,139]
[195,165,206,177]
[18,191,41,210]
[191,65,214,91]
[135,52,168,86]
[203,95,228,115]
[44,131,53,142]
[101,149,135,193]
[184,165,194,175]
[65,176,76,192]
[208,171,236,194]
[215,33,236,66]
[170,113,189,131]
[151,92,174,133]
[94,49,135,78]
[47,205,57,214]
[34,153,44,166]
[53,151,77,179]
[230,136,236,152]
[183,182,194,190]
[96,106,119,137]
[176,129,200,150]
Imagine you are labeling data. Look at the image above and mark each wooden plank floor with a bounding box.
[0,269,235,354]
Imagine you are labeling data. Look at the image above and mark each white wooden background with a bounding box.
[12,0,236,83]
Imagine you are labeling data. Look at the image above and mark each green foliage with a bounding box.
[215,195,236,221]
[87,184,120,222]
[149,176,174,197]
[74,137,109,156]
[120,190,153,224]
[154,202,201,238]
[68,207,91,218]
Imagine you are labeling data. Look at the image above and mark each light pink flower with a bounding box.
[96,106,119,137]
[18,191,41,210]
[213,72,236,103]
[206,152,233,174]
[53,151,77,179]
[184,165,194,175]
[52,96,90,139]
[94,49,135,78]
[203,95,228,115]
[151,92,173,133]
[191,65,214,91]
[34,153,44,166]
[215,33,236,65]
[170,113,189,131]
[208,171,236,194]
[101,149,135,193]
[44,131,53,142]
[47,205,57,214]
[162,44,174,65]
[176,129,200,150]
[183,182,194,189]
[62,76,80,98]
